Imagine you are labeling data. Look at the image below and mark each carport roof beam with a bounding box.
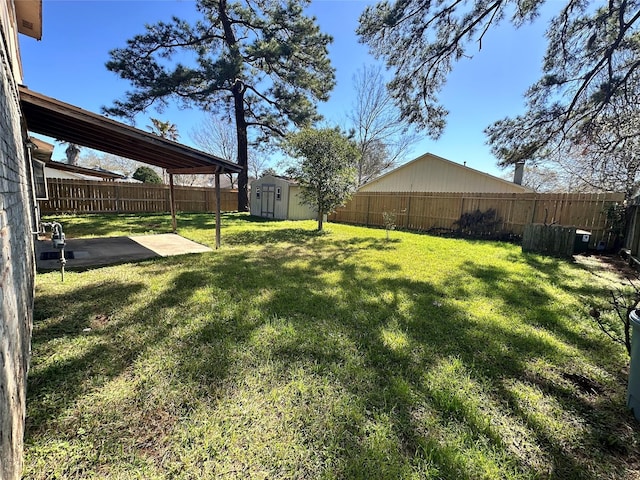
[19,86,243,175]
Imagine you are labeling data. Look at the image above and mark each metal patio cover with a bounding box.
[19,86,242,176]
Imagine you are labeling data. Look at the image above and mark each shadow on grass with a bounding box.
[224,227,325,246]
[202,248,633,477]
[29,280,146,431]
[28,224,638,479]
[42,212,247,239]
[225,227,400,256]
[28,268,242,437]
[458,261,620,359]
[41,213,174,238]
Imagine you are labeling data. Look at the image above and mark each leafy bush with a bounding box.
[133,166,162,184]
[454,208,501,237]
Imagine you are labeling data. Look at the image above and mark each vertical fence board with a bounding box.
[329,191,625,247]
[40,179,239,215]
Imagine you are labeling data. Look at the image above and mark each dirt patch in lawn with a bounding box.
[574,253,638,283]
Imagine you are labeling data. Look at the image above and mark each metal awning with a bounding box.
[20,86,241,246]
[19,86,242,175]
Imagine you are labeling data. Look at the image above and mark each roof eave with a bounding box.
[15,0,42,40]
[19,86,243,175]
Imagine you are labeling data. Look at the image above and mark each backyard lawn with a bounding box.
[26,213,639,479]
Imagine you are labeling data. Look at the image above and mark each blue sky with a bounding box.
[19,0,554,178]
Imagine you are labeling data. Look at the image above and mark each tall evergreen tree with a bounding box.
[358,0,640,170]
[148,118,180,142]
[104,0,335,211]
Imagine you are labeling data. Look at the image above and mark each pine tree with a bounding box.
[358,0,640,170]
[104,0,335,211]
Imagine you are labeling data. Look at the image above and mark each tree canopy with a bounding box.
[57,141,81,166]
[348,65,417,186]
[148,118,180,142]
[286,128,358,231]
[133,166,163,184]
[357,0,640,170]
[105,0,335,211]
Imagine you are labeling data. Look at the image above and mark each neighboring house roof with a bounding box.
[31,137,142,182]
[44,166,102,181]
[19,87,242,175]
[44,160,126,180]
[359,152,532,193]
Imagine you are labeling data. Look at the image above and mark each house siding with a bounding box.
[359,153,530,194]
[0,3,36,478]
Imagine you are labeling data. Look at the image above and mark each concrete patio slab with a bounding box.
[128,233,212,256]
[36,233,212,271]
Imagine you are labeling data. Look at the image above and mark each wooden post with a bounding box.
[169,173,177,233]
[366,195,371,226]
[215,172,221,249]
[114,182,120,213]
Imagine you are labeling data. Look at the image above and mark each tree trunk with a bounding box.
[318,208,324,231]
[218,0,249,212]
[233,81,249,212]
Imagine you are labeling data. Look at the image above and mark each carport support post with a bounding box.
[215,172,221,249]
[169,173,177,233]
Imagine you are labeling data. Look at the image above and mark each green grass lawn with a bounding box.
[26,213,639,479]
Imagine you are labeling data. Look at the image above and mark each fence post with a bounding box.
[164,186,170,214]
[115,183,121,213]
[405,194,412,229]
[366,195,371,227]
[530,195,538,225]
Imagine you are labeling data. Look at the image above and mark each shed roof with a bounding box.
[251,174,299,186]
[19,86,242,175]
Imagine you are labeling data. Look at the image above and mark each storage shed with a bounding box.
[250,175,318,220]
[360,152,532,193]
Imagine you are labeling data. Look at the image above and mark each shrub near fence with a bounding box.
[41,178,238,214]
[329,191,625,248]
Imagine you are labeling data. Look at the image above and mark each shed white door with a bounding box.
[261,184,275,218]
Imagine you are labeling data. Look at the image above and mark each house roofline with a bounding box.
[360,152,533,192]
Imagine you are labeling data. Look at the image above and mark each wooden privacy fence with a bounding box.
[40,178,238,214]
[329,191,625,247]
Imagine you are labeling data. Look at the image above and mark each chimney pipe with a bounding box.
[513,161,525,185]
